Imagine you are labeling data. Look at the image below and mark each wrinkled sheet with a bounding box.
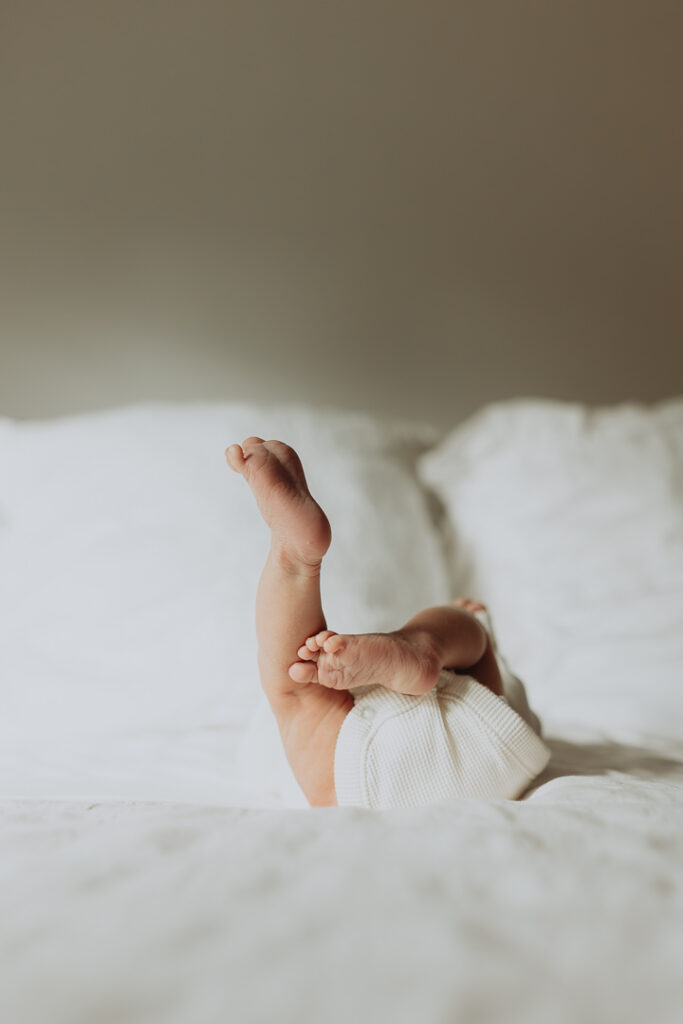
[3,740,683,1024]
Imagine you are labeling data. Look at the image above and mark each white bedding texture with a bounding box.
[2,398,683,1024]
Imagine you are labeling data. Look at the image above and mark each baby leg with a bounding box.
[226,438,352,806]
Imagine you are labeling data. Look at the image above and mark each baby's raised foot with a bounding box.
[226,438,330,568]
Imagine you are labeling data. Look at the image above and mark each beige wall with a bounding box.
[1,1,681,427]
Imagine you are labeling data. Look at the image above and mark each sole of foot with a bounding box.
[226,438,331,567]
[289,629,440,695]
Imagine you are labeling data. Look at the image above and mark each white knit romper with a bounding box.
[334,612,550,810]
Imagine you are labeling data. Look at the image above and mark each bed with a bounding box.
[2,398,683,1023]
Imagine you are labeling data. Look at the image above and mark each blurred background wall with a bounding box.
[1,1,681,427]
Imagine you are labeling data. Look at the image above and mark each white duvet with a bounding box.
[1,399,682,1024]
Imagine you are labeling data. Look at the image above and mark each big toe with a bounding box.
[225,444,245,472]
[288,661,319,684]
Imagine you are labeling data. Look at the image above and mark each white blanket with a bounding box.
[3,754,683,1024]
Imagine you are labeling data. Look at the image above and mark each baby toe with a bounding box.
[322,634,345,654]
[315,630,336,646]
[288,661,319,684]
[297,645,318,661]
[225,444,245,471]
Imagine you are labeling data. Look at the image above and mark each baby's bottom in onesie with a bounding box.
[334,614,550,810]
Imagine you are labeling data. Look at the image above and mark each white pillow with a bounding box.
[419,398,683,746]
[0,402,450,803]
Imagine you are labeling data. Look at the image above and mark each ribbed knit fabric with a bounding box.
[334,614,550,810]
[472,608,543,736]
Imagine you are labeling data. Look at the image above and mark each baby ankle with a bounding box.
[271,542,323,578]
[396,627,442,681]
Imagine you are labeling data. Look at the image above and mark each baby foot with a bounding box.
[288,629,440,695]
[226,438,331,567]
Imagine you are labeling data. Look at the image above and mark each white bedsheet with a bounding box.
[3,748,683,1024]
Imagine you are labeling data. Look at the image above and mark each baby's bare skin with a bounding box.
[226,438,503,807]
[226,437,350,806]
[289,596,502,697]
